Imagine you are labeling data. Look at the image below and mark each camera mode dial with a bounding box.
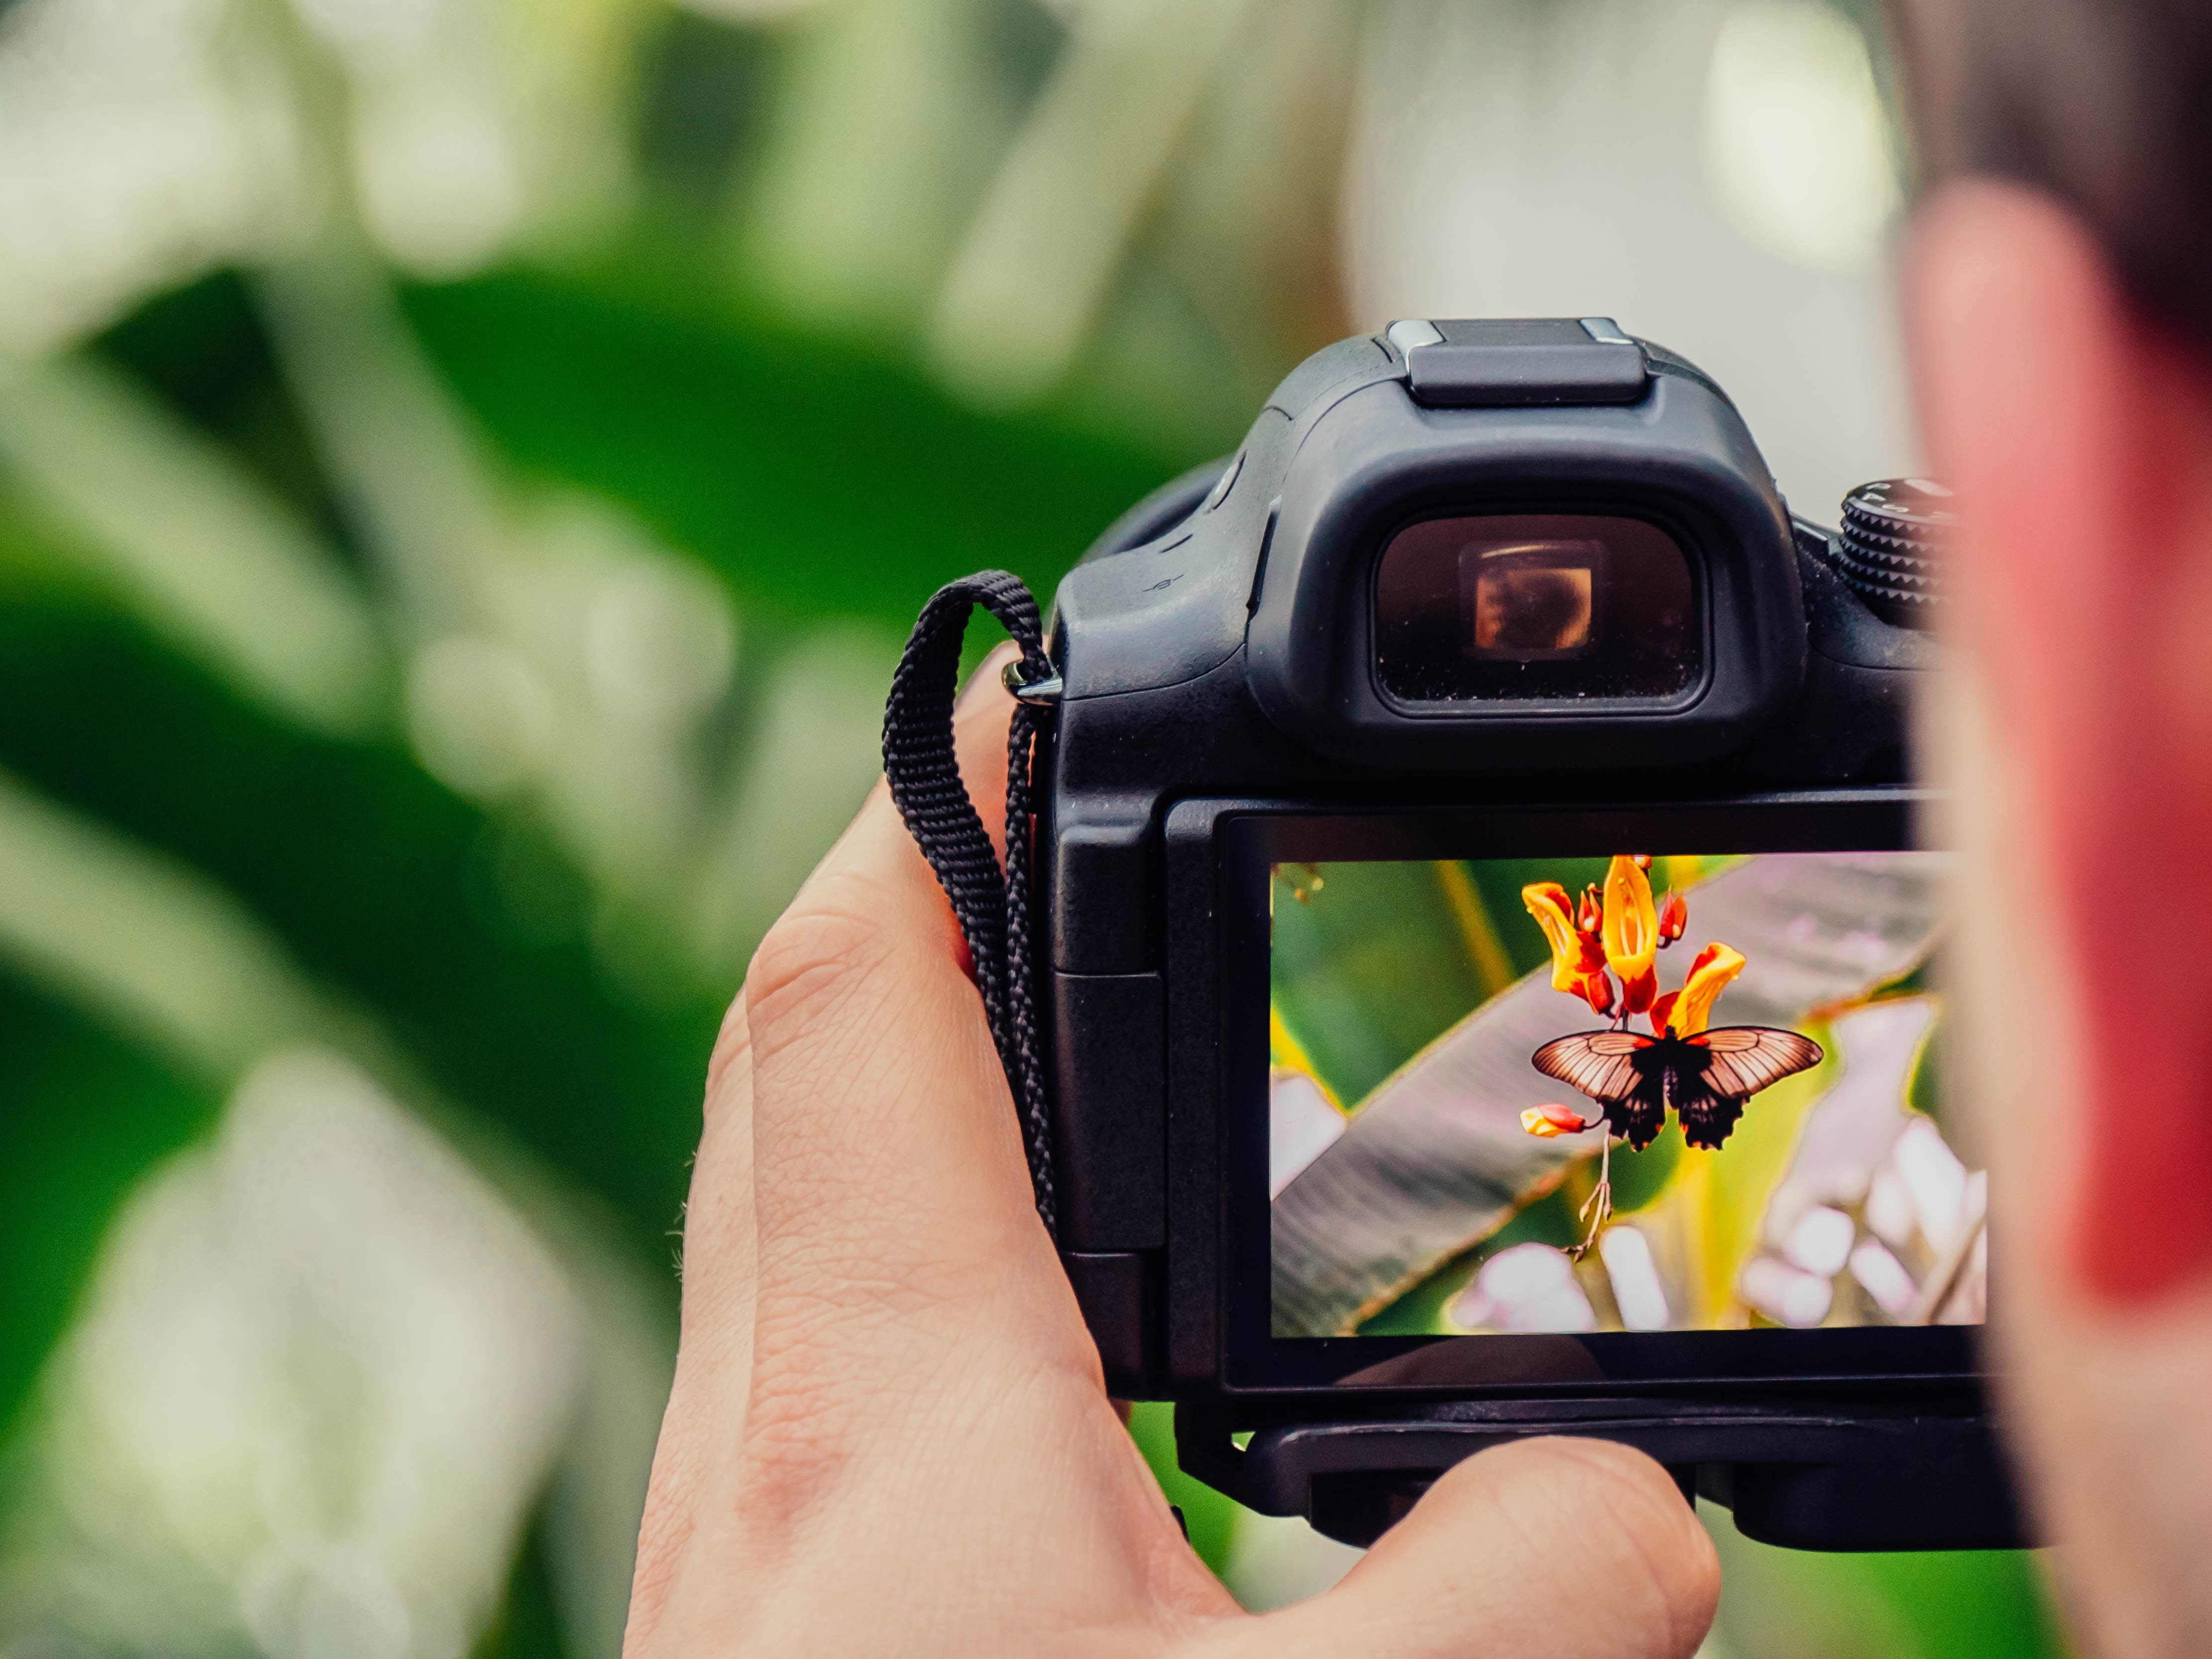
[1831,477,1952,629]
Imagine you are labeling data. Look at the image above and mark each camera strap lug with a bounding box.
[1003,663,1064,706]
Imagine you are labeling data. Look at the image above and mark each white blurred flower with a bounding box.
[1865,1162,1917,1248]
[1758,996,1934,1248]
[582,560,737,727]
[0,0,299,352]
[0,1049,587,1658]
[1599,1225,1671,1332]
[1893,1115,1971,1253]
[348,57,527,278]
[1848,1237,1917,1316]
[1451,1243,1596,1334]
[1740,1254,1833,1328]
[407,633,557,800]
[1783,1204,1856,1277]
[1704,0,1900,272]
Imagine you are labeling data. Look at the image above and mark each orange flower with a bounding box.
[1579,970,1617,1017]
[1600,855,1658,983]
[1524,881,1615,1015]
[1521,1103,1592,1138]
[1619,964,1658,1016]
[1658,890,1688,943]
[1663,942,1747,1036]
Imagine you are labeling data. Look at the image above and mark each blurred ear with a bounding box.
[1907,182,2212,1302]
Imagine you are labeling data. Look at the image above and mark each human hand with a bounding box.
[622,649,1720,1657]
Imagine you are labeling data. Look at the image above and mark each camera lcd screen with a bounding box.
[1266,850,1980,1344]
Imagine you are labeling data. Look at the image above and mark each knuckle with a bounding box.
[742,879,902,1062]
[737,1372,855,1534]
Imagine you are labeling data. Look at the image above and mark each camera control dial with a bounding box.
[1832,477,1952,629]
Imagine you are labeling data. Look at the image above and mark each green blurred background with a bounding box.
[0,0,2066,1652]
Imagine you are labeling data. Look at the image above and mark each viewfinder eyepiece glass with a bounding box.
[1374,512,1699,705]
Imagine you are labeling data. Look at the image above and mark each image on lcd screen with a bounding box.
[1268,852,1981,1340]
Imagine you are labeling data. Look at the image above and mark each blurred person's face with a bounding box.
[1909,185,2212,1659]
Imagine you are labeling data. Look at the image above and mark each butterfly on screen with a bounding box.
[1531,1027,1824,1152]
[1528,1025,1823,1256]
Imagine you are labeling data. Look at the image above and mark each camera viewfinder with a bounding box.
[1374,513,1699,705]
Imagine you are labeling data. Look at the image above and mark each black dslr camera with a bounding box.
[889,319,2013,1552]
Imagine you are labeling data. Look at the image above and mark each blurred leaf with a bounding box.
[635,9,774,215]
[400,261,1184,633]
[477,1504,573,1659]
[0,581,715,1262]
[0,353,388,736]
[1268,861,1497,1106]
[92,271,356,559]
[0,980,216,1442]
[1709,1515,2072,1659]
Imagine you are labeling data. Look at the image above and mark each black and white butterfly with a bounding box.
[1531,1027,1824,1151]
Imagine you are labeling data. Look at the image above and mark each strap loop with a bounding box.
[882,571,1057,1236]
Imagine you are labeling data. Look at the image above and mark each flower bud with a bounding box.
[1521,1103,1592,1138]
[1581,972,1617,1016]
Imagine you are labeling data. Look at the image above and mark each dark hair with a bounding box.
[1892,0,2212,345]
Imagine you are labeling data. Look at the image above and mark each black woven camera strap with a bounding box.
[881,570,1058,1238]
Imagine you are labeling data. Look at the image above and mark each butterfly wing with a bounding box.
[1694,1027,1824,1097]
[1669,1028,1823,1149]
[1671,1074,1746,1149]
[1530,1031,1648,1103]
[1530,1031,1665,1148]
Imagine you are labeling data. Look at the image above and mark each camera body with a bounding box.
[1034,320,2015,1550]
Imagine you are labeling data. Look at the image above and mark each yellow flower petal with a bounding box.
[1601,855,1658,982]
[1668,942,1747,1036]
[1523,882,1595,995]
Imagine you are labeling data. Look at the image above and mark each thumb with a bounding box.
[1217,1438,1719,1659]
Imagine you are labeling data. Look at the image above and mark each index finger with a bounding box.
[739,643,1078,1347]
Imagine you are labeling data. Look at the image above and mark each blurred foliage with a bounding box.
[401,265,1176,629]
[0,982,216,1440]
[0,252,1184,1649]
[1271,856,1598,1104]
[1708,1528,2070,1659]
